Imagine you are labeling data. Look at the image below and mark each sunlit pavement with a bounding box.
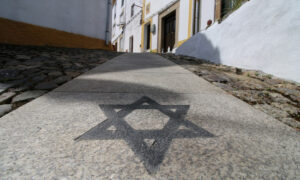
[0,53,299,179]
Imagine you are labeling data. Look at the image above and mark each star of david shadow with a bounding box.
[75,96,214,174]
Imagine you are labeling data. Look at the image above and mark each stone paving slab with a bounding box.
[0,83,13,94]
[0,81,23,94]
[54,54,223,94]
[0,54,299,179]
[76,53,193,74]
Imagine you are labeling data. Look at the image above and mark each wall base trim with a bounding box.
[177,38,189,47]
[0,17,113,50]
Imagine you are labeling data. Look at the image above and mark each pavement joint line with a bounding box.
[84,72,192,75]
[52,91,210,94]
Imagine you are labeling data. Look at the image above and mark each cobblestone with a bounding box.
[0,44,121,118]
[161,53,300,130]
[0,104,12,116]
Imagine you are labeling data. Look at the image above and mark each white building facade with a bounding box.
[112,0,217,53]
[112,0,143,52]
[0,0,113,50]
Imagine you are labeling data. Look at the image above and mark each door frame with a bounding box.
[158,1,180,53]
[143,21,152,52]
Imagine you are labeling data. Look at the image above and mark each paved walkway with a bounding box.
[0,53,299,179]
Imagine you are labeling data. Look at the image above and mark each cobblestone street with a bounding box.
[161,54,300,130]
[0,44,121,117]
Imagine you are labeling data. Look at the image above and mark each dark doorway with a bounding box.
[129,36,134,53]
[146,24,151,50]
[114,42,118,51]
[162,11,176,52]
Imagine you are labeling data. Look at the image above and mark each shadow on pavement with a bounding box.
[75,96,214,174]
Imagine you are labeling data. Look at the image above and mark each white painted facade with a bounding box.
[112,0,143,52]
[199,0,216,30]
[112,0,216,53]
[176,0,300,82]
[0,0,111,40]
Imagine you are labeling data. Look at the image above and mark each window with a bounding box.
[221,0,240,18]
[131,4,135,17]
[193,0,201,34]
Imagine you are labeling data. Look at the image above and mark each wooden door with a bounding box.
[163,12,176,52]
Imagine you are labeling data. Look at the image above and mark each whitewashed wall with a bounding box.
[124,0,143,52]
[177,0,300,82]
[0,0,111,40]
[112,0,142,52]
[112,0,126,44]
[123,12,142,52]
[111,3,119,43]
[178,0,215,42]
[144,0,177,19]
[200,0,215,30]
[151,15,159,51]
[178,0,190,42]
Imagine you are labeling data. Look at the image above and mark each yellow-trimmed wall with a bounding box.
[141,0,153,52]
[177,38,189,47]
[0,17,113,50]
[188,0,193,38]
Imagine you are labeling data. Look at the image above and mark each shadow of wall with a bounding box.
[176,33,221,64]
